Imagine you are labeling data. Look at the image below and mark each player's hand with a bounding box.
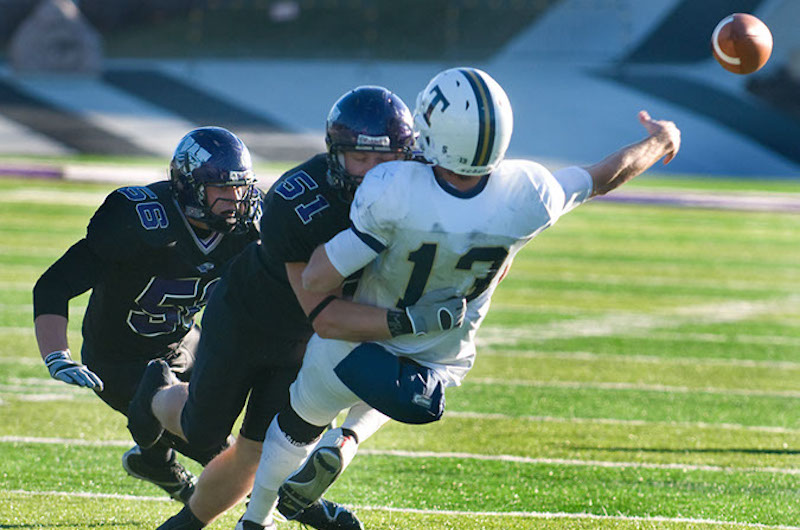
[44,350,104,390]
[638,110,681,164]
[405,288,467,335]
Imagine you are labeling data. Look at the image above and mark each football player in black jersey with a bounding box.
[33,127,262,502]
[129,87,466,530]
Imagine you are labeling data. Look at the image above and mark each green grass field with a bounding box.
[1,171,800,529]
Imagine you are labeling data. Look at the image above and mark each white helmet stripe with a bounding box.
[460,68,496,168]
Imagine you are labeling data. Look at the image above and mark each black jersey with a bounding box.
[34,181,259,362]
[225,154,352,339]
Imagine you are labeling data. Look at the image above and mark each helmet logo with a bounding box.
[423,85,450,126]
[175,137,212,173]
[356,134,391,148]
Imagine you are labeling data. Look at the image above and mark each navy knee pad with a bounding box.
[334,342,445,424]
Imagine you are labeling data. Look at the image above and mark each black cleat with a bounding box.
[277,445,344,520]
[291,498,364,530]
[127,359,174,449]
[122,445,196,503]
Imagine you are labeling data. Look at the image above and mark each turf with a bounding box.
[1,173,799,529]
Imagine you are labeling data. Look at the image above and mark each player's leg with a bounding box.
[146,328,198,441]
[151,381,189,438]
[155,289,260,526]
[242,336,362,528]
[277,341,446,521]
[126,324,199,448]
[278,403,389,524]
[174,359,301,527]
[155,432,263,530]
[86,351,198,502]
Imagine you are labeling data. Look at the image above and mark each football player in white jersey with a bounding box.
[237,67,680,529]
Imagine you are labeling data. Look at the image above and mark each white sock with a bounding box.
[341,403,390,443]
[316,427,358,472]
[243,418,315,525]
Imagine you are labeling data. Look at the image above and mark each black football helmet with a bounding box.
[170,126,260,234]
[326,86,416,195]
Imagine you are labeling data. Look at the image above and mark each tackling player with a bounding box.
[238,67,682,528]
[33,126,262,502]
[126,86,466,530]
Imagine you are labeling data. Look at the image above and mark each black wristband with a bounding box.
[387,309,413,337]
[308,295,337,324]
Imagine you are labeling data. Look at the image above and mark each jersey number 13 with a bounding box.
[397,243,509,308]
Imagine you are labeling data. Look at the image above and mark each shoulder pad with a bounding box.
[86,184,177,260]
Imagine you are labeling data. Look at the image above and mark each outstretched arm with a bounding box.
[33,240,104,390]
[587,111,681,197]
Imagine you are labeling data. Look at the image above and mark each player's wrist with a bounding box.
[387,310,413,337]
[44,349,75,379]
[44,349,71,363]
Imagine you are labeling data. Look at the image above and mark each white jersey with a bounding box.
[327,159,593,386]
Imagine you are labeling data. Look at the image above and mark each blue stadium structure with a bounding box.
[0,0,797,177]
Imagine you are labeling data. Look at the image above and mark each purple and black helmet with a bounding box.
[325,86,416,194]
[170,126,260,234]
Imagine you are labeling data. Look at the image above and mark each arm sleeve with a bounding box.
[33,239,102,318]
[34,187,144,319]
[553,166,594,214]
[348,164,400,247]
[323,227,381,278]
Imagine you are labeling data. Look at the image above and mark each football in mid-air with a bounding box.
[711,13,773,75]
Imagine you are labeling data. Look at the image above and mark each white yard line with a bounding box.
[0,282,39,290]
[467,377,800,399]
[5,375,799,402]
[0,189,109,205]
[6,347,800,371]
[477,296,800,346]
[0,358,44,365]
[7,488,169,502]
[359,505,800,530]
[360,449,800,475]
[6,490,800,529]
[445,411,800,435]
[500,271,800,293]
[1,436,130,446]
[479,350,800,370]
[0,393,85,402]
[4,436,798,476]
[0,326,38,334]
[621,331,800,347]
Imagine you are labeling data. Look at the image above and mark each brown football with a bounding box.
[711,13,773,75]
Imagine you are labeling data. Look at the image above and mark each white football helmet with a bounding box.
[413,67,513,176]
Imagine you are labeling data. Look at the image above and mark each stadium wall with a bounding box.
[0,0,797,179]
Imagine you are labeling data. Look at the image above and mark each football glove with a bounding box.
[405,288,467,336]
[44,349,104,390]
